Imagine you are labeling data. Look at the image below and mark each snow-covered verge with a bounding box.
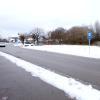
[23,45,100,59]
[0,51,100,100]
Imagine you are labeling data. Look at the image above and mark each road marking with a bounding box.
[0,51,100,100]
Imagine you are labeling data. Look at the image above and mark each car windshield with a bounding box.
[24,42,31,44]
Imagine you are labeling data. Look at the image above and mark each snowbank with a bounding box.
[23,45,100,59]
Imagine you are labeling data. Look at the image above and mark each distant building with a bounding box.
[9,37,19,43]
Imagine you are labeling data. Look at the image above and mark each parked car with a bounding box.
[24,41,34,47]
[0,42,6,47]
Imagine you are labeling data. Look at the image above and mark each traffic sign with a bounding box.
[87,32,92,55]
[87,32,92,40]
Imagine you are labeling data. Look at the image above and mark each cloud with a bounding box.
[0,0,100,38]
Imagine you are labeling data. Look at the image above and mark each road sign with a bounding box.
[87,32,92,55]
[87,32,92,40]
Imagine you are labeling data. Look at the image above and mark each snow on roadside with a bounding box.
[0,51,100,100]
[23,45,100,59]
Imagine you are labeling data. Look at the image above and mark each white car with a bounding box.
[0,42,6,47]
[24,41,34,47]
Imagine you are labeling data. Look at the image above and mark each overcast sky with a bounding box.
[0,0,100,38]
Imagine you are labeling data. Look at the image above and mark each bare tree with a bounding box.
[19,34,25,44]
[0,35,2,42]
[50,27,66,44]
[94,21,100,40]
[30,28,44,45]
[63,26,89,44]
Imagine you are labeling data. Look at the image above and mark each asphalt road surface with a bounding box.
[0,44,100,99]
[0,53,72,100]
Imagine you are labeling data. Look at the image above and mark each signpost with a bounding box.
[87,32,92,44]
[87,32,92,55]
